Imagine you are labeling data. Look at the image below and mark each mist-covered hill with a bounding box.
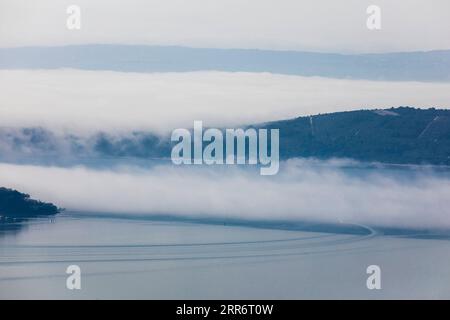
[261,107,450,165]
[0,107,449,166]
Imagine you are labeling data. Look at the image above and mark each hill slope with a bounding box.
[0,188,59,218]
[0,107,449,166]
[261,107,450,165]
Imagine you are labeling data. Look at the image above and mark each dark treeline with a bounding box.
[0,187,59,218]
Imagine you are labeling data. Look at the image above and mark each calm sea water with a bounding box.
[1,212,450,299]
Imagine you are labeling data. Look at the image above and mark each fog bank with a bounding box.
[1,159,449,230]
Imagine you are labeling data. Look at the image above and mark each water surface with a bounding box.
[1,213,450,299]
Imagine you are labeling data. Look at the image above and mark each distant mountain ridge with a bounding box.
[1,45,450,81]
[0,107,449,166]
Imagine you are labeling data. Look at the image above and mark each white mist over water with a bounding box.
[1,70,450,134]
[1,159,449,230]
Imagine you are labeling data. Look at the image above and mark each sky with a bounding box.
[1,0,449,53]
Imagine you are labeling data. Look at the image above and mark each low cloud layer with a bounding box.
[1,70,450,134]
[1,159,449,230]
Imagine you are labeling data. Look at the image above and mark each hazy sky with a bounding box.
[1,0,449,52]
